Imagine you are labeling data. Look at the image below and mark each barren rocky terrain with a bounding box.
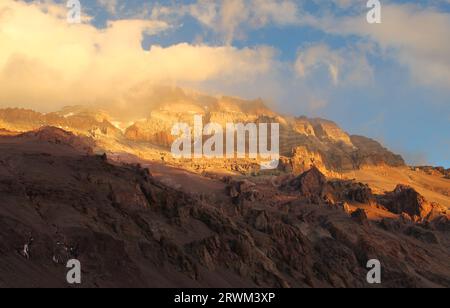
[0,88,448,288]
[0,127,448,288]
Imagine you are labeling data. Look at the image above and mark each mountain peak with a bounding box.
[0,91,406,175]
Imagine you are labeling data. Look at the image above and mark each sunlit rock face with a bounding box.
[0,88,405,175]
[0,106,121,137]
[379,185,447,221]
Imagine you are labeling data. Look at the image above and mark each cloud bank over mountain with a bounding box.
[0,0,277,111]
[0,0,449,167]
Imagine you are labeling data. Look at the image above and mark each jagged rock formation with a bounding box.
[0,129,448,288]
[0,88,405,174]
[282,167,329,203]
[280,167,375,207]
[277,167,448,227]
[119,104,405,173]
[379,185,447,222]
[328,180,373,204]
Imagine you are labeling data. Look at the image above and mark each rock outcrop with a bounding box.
[226,179,261,204]
[282,167,330,203]
[328,180,373,204]
[379,185,447,221]
[0,131,448,288]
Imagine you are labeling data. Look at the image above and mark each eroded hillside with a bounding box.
[0,128,449,288]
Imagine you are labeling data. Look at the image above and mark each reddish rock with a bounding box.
[284,167,328,201]
[328,180,373,204]
[380,185,445,220]
[351,209,370,227]
[226,179,260,204]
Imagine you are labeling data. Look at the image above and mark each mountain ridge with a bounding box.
[0,88,405,175]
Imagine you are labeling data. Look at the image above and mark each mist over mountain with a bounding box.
[0,86,406,174]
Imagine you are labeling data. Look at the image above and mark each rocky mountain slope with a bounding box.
[122,96,405,173]
[0,88,404,176]
[0,128,449,288]
[0,106,121,137]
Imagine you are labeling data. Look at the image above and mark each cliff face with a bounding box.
[0,89,404,174]
[119,95,404,173]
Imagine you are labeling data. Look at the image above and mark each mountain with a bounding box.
[0,88,445,209]
[0,128,448,287]
[0,88,449,288]
[0,106,121,137]
[0,88,404,176]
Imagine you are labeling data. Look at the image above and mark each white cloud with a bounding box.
[306,3,450,88]
[152,0,301,44]
[295,43,374,86]
[0,0,276,111]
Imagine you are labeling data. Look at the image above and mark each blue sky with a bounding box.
[6,1,450,167]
